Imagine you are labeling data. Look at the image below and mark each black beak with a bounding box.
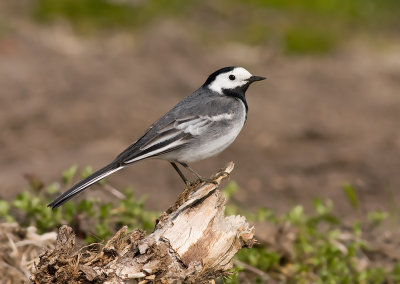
[248,75,266,83]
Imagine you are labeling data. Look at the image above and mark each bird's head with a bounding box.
[203,66,265,95]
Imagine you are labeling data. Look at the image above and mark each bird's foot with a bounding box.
[184,177,217,189]
[213,170,230,180]
[185,180,195,188]
[196,177,219,185]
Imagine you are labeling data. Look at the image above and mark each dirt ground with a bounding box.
[1,18,400,217]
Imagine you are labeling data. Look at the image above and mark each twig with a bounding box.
[234,259,271,281]
[102,183,125,200]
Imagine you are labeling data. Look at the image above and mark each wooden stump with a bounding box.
[31,162,255,283]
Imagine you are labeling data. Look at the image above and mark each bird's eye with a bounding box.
[229,74,235,80]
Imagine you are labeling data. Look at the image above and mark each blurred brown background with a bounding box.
[0,0,399,215]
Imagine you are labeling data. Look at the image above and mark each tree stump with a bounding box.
[31,162,255,283]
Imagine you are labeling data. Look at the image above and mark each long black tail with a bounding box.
[48,162,123,209]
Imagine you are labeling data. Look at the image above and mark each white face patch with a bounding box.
[208,67,253,94]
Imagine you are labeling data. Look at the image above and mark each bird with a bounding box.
[48,66,265,209]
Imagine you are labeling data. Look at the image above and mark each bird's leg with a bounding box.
[178,162,218,185]
[170,162,191,186]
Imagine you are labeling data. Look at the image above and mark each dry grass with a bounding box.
[0,223,57,283]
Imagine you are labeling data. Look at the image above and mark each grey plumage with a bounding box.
[48,66,265,209]
[119,88,246,163]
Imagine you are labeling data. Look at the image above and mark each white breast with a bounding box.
[170,102,247,163]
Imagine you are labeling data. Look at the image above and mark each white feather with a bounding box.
[66,167,122,198]
[162,103,246,163]
[140,113,235,151]
[125,139,185,163]
[208,67,252,94]
[140,131,181,150]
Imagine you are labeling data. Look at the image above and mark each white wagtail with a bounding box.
[48,66,265,209]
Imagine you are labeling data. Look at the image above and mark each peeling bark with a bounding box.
[31,162,255,283]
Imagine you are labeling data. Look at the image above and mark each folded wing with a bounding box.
[121,115,217,164]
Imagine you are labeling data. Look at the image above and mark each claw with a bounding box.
[196,177,218,185]
[214,171,230,180]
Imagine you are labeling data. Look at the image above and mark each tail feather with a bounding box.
[48,163,123,209]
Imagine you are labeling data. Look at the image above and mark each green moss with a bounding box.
[284,27,337,55]
[235,23,270,46]
[33,0,191,33]
[31,0,400,53]
[34,0,137,30]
